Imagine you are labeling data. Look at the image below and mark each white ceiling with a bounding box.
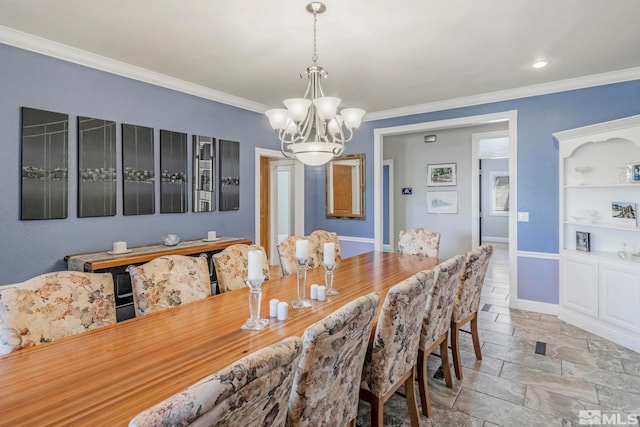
[1,0,639,117]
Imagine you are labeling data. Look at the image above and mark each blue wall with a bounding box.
[0,43,279,284]
[3,42,640,306]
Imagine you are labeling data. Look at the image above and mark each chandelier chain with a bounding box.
[312,11,318,64]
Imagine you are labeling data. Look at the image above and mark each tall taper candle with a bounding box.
[247,250,263,280]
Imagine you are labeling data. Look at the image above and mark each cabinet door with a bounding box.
[599,261,640,333]
[561,254,598,316]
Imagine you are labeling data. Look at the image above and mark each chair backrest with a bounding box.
[287,292,380,426]
[213,244,270,293]
[452,244,493,323]
[360,270,435,397]
[128,255,210,316]
[0,271,116,355]
[308,230,342,267]
[397,228,441,258]
[276,236,318,276]
[420,254,465,350]
[129,336,303,427]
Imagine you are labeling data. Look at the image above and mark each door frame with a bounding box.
[373,110,518,304]
[254,148,305,263]
[383,159,394,252]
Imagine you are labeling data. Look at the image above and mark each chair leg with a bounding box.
[450,321,463,380]
[470,312,482,360]
[370,396,384,427]
[439,332,453,388]
[417,349,432,417]
[404,367,420,427]
[346,418,356,427]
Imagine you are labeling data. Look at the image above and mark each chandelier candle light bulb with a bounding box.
[264,2,365,166]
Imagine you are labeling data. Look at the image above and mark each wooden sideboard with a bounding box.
[65,237,251,321]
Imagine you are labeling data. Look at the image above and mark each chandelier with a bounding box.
[265,2,366,167]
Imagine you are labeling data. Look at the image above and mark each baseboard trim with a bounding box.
[482,236,509,243]
[509,297,558,315]
[337,236,375,244]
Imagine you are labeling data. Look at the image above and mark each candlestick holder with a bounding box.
[241,276,269,330]
[324,263,339,295]
[292,257,312,308]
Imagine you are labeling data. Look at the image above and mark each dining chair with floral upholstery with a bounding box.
[0,271,116,355]
[213,244,270,293]
[308,229,342,267]
[416,254,465,417]
[450,244,493,380]
[129,336,303,427]
[287,292,380,427]
[276,236,318,276]
[128,254,210,316]
[397,228,441,259]
[360,270,435,427]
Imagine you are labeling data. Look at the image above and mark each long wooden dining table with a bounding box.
[0,251,438,426]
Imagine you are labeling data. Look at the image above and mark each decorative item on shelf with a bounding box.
[575,166,591,185]
[611,202,637,227]
[618,243,628,259]
[570,210,599,224]
[264,2,365,167]
[619,165,632,184]
[292,239,312,308]
[576,231,591,252]
[241,250,268,330]
[163,234,180,246]
[630,163,640,183]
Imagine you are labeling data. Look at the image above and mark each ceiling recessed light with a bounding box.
[531,59,551,69]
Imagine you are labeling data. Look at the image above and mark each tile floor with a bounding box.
[354,243,640,426]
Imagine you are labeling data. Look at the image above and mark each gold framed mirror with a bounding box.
[326,153,365,219]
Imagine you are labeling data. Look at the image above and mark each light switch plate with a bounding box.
[517,212,529,222]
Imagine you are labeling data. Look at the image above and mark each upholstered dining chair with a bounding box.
[360,270,435,427]
[213,244,270,293]
[287,292,380,427]
[0,271,116,355]
[450,244,493,380]
[129,336,303,427]
[416,254,465,417]
[397,228,441,259]
[128,255,210,316]
[308,229,342,267]
[277,236,319,276]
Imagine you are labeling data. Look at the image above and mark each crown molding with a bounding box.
[0,25,269,114]
[364,68,640,122]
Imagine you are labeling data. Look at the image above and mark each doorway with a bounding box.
[254,148,305,266]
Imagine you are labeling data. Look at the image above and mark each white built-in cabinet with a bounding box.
[554,115,640,352]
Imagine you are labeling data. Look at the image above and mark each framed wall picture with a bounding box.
[122,123,155,216]
[611,201,636,227]
[401,187,412,195]
[427,191,458,214]
[78,116,116,218]
[160,130,188,214]
[576,231,591,252]
[21,107,69,220]
[427,162,457,186]
[193,135,216,212]
[630,163,640,183]
[218,139,240,211]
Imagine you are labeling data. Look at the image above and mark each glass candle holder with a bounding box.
[324,263,339,295]
[240,276,269,330]
[292,257,312,308]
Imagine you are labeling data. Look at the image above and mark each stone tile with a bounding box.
[489,287,509,295]
[476,319,515,336]
[559,322,604,340]
[596,384,640,415]
[495,314,562,333]
[486,304,511,315]
[453,387,564,426]
[513,326,589,351]
[500,362,599,403]
[461,367,526,404]
[544,345,625,374]
[622,360,640,377]
[482,342,561,374]
[587,339,640,364]
[480,296,510,307]
[562,360,640,394]
[524,386,607,423]
[477,310,498,322]
[459,349,504,377]
[483,422,501,427]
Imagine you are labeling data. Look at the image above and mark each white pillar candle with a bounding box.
[323,242,335,265]
[310,284,318,300]
[295,239,309,259]
[317,285,326,301]
[207,231,217,240]
[113,241,127,253]
[247,250,263,280]
[277,301,288,320]
[269,299,280,317]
